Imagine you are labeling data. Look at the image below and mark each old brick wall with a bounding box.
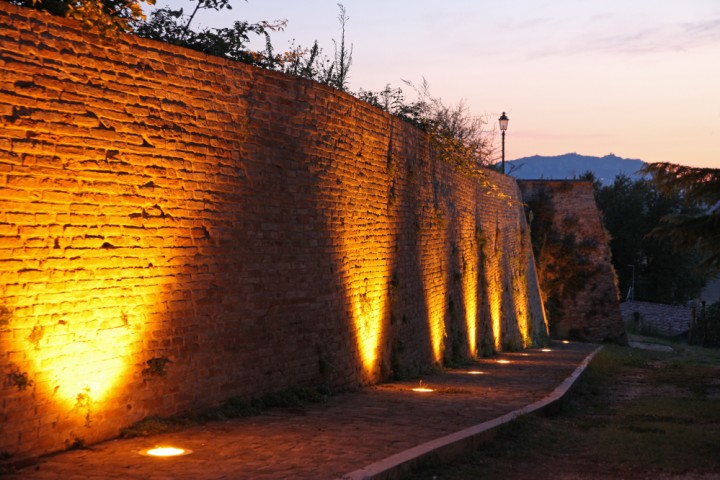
[518,180,627,344]
[0,4,546,458]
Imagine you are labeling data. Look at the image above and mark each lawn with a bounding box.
[411,337,720,480]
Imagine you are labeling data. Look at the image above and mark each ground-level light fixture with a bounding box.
[411,380,434,393]
[496,359,511,364]
[140,446,192,457]
[412,387,435,393]
[541,348,552,352]
[467,370,485,375]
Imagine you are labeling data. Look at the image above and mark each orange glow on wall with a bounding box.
[486,270,502,351]
[483,221,503,351]
[512,281,532,348]
[346,271,389,377]
[463,273,478,357]
[0,244,158,432]
[6,284,146,413]
[332,206,394,381]
[420,242,448,364]
[461,229,479,357]
[425,289,446,364]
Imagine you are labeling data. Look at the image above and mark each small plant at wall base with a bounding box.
[74,388,93,427]
[7,367,34,391]
[28,324,44,349]
[0,305,11,331]
[65,437,86,450]
[142,356,171,377]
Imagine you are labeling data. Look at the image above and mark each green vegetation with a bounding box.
[690,300,720,347]
[10,0,495,170]
[410,341,720,479]
[141,356,171,377]
[6,0,154,34]
[6,366,34,391]
[587,163,720,305]
[642,162,720,273]
[588,173,710,304]
[523,185,611,337]
[357,80,495,170]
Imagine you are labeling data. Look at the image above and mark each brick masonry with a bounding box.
[0,4,547,458]
[518,180,627,344]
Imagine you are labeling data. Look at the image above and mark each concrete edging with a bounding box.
[339,345,604,480]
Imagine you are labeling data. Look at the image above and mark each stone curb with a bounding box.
[338,345,603,480]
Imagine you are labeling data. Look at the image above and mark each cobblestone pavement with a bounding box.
[3,342,598,480]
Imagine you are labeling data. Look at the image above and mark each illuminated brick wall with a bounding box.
[0,4,546,458]
[518,180,627,344]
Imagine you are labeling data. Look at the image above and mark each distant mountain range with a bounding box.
[503,153,647,185]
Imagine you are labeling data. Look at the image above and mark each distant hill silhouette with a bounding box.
[504,153,646,184]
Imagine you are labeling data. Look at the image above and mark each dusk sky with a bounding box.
[151,0,720,169]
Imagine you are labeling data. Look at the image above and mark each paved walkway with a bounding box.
[2,342,599,480]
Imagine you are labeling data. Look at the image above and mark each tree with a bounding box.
[135,1,287,66]
[7,0,155,34]
[641,162,720,273]
[12,0,353,90]
[136,1,355,90]
[594,174,707,304]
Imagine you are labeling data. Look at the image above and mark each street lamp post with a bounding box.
[499,112,509,174]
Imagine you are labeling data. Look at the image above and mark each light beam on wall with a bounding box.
[420,237,448,364]
[334,214,394,382]
[484,221,503,351]
[512,279,532,348]
[347,271,389,378]
[487,270,502,351]
[7,283,146,412]
[460,221,479,357]
[1,242,162,423]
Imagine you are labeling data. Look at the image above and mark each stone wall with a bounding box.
[620,301,692,337]
[518,180,626,343]
[0,4,546,459]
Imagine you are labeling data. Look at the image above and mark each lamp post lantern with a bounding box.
[499,112,509,174]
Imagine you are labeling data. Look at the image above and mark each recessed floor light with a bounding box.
[411,387,434,393]
[140,447,192,457]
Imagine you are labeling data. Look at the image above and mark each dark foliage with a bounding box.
[641,162,720,273]
[592,173,709,304]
